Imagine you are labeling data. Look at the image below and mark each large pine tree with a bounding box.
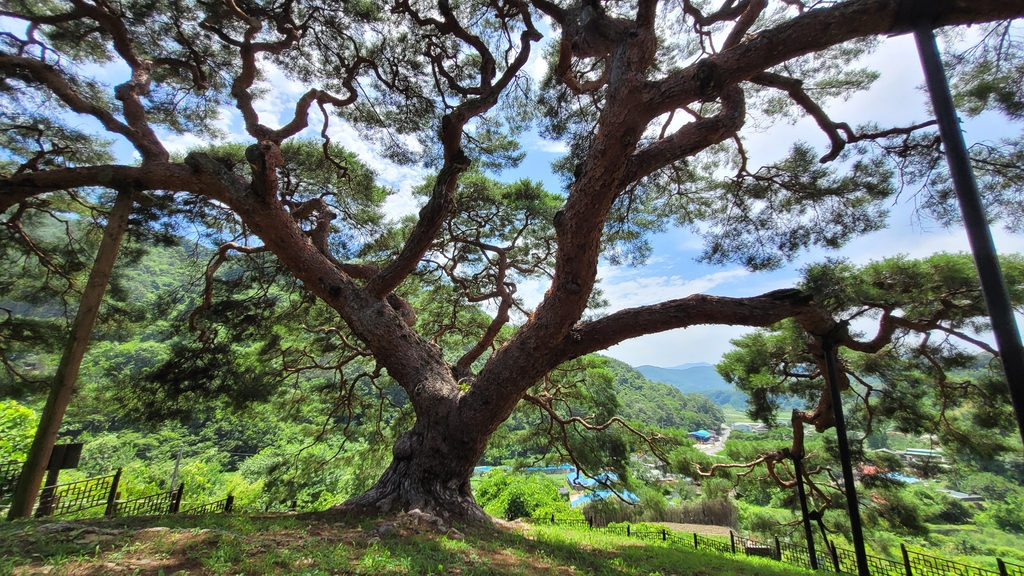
[3,0,1024,519]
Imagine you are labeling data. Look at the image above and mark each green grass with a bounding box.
[0,513,815,576]
[719,407,747,425]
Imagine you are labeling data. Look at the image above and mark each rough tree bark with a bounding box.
[7,189,136,520]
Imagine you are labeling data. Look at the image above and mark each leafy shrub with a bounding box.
[982,493,1024,533]
[0,400,37,461]
[475,470,568,520]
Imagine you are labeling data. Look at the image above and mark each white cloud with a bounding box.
[605,325,754,368]
[530,138,569,154]
[599,268,751,313]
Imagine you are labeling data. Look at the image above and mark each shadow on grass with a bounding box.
[0,513,813,576]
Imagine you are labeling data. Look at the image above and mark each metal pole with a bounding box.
[913,25,1024,449]
[792,455,819,570]
[822,338,869,576]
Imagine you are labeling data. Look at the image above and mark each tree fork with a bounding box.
[7,189,136,520]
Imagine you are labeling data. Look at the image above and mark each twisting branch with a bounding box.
[621,86,746,187]
[0,56,164,161]
[189,242,269,342]
[723,0,766,51]
[524,391,671,463]
[64,0,168,162]
[750,71,847,162]
[203,0,305,143]
[751,72,939,163]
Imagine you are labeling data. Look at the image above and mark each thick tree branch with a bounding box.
[66,0,169,162]
[621,86,745,186]
[559,290,836,360]
[643,0,1024,121]
[0,164,200,213]
[722,0,766,51]
[366,155,471,298]
[0,56,165,161]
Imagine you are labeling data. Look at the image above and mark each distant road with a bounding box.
[696,425,730,456]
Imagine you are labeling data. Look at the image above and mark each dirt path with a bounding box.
[655,522,734,537]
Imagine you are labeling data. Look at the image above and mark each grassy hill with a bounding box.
[0,513,813,576]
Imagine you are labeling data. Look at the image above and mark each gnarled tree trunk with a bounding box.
[344,415,491,523]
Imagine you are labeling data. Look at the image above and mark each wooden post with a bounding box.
[693,533,698,549]
[627,524,630,537]
[998,558,1009,576]
[662,528,666,542]
[224,494,234,514]
[33,466,61,518]
[104,468,122,517]
[775,537,781,561]
[171,482,184,514]
[901,543,913,576]
[829,541,840,573]
[6,190,137,520]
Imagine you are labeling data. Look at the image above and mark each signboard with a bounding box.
[46,443,83,471]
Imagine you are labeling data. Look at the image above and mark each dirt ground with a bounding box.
[655,522,734,537]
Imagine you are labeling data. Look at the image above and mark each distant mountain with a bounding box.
[634,364,748,410]
[635,364,733,393]
[601,358,725,430]
[667,362,713,371]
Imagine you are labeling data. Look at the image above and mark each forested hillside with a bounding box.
[605,359,723,431]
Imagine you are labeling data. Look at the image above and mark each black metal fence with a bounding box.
[1001,559,1024,576]
[109,484,184,517]
[0,461,233,520]
[36,470,121,517]
[543,516,1023,576]
[181,495,234,516]
[0,461,22,502]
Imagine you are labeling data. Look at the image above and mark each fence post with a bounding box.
[104,468,122,517]
[693,533,698,549]
[830,542,840,573]
[171,482,184,514]
[588,517,593,529]
[225,494,234,514]
[775,537,781,561]
[998,558,1009,576]
[627,524,631,537]
[901,543,913,576]
[730,531,736,554]
[662,528,666,542]
[551,514,555,524]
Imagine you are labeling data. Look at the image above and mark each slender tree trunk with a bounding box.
[6,190,135,520]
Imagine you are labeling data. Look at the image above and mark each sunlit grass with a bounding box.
[0,513,815,576]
